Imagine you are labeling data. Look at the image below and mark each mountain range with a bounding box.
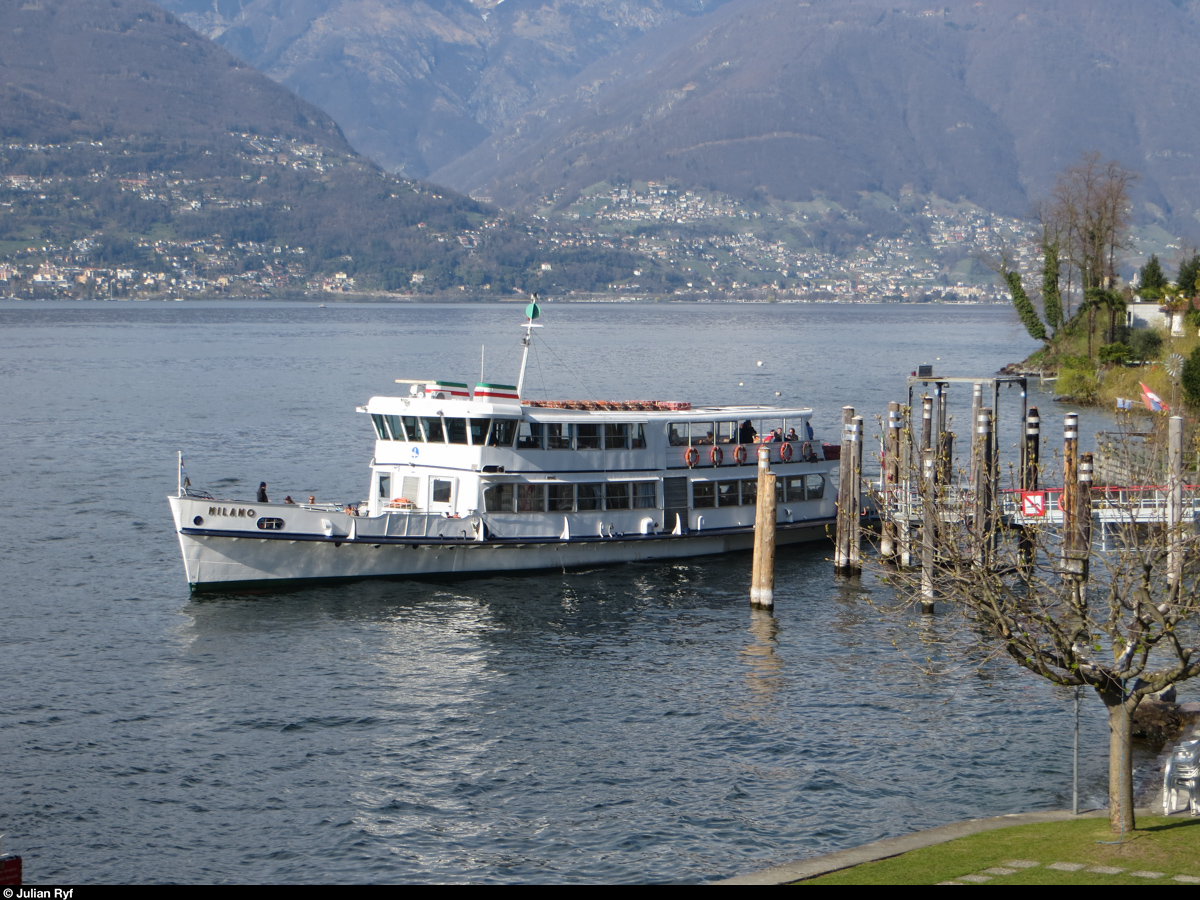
[162,0,1200,235]
[0,0,653,295]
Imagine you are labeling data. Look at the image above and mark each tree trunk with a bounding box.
[1100,688,1136,833]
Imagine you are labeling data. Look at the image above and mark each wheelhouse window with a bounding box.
[468,418,490,445]
[403,416,423,442]
[384,415,406,440]
[517,421,543,449]
[490,419,517,446]
[445,418,468,445]
[370,414,387,440]
[422,417,445,443]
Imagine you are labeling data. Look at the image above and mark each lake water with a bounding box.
[0,300,1172,883]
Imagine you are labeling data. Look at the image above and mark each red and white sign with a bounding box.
[1021,491,1046,517]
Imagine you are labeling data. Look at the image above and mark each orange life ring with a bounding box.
[780,442,794,462]
[801,441,814,461]
[685,446,699,467]
[734,444,747,465]
[710,446,724,466]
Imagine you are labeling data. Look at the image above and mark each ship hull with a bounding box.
[173,514,832,592]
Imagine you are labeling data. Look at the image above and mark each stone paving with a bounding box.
[936,860,1200,884]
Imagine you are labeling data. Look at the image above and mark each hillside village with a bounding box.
[0,135,1158,303]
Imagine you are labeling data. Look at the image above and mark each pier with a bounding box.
[832,370,1197,589]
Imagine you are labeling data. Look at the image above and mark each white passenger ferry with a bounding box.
[168,306,838,590]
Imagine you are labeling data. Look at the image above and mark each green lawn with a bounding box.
[800,816,1200,885]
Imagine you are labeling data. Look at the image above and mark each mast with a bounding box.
[515,296,541,399]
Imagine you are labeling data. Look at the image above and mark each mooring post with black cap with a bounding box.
[920,395,933,455]
[751,444,776,609]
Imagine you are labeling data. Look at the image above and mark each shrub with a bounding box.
[1098,343,1129,365]
[1127,328,1163,362]
[1056,365,1099,402]
[1182,347,1200,406]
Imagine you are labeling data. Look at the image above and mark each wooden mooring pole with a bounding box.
[920,446,936,613]
[1168,415,1184,587]
[751,444,776,609]
[834,408,862,575]
[1019,406,1040,570]
[881,401,901,559]
[1062,413,1083,580]
[898,404,913,567]
[973,407,994,568]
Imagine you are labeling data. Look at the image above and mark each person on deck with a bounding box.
[739,420,757,443]
[257,482,268,503]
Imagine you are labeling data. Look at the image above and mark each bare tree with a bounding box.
[875,416,1200,834]
[1046,153,1138,335]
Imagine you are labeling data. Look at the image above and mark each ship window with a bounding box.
[517,421,543,449]
[741,479,757,506]
[577,483,602,511]
[575,423,600,450]
[784,476,806,502]
[806,474,825,500]
[490,419,517,446]
[716,421,738,444]
[631,424,646,449]
[517,483,546,512]
[604,423,628,450]
[668,422,688,446]
[378,474,391,499]
[547,422,571,449]
[468,418,490,445]
[431,479,453,504]
[422,417,445,443]
[690,422,715,445]
[403,416,423,442]
[549,484,575,511]
[256,517,285,530]
[632,482,657,509]
[385,414,405,441]
[716,480,740,506]
[445,417,468,445]
[484,484,514,512]
[692,482,716,508]
[605,483,631,510]
[370,414,387,440]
